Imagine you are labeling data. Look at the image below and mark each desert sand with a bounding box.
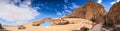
[3,19,93,31]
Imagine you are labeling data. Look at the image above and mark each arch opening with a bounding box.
[39,21,52,26]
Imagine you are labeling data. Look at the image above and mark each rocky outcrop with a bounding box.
[0,24,6,31]
[104,1,120,31]
[0,24,3,29]
[64,1,106,24]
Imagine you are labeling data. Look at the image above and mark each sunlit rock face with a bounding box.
[64,1,106,24]
[104,1,120,31]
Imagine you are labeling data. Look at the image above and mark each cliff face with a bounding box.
[104,1,120,31]
[105,1,120,27]
[64,1,106,24]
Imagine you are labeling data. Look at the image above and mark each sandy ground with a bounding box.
[2,19,93,31]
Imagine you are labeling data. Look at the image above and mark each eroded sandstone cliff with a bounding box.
[104,1,120,31]
[63,1,106,24]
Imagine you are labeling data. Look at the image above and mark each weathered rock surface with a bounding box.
[32,18,93,26]
[32,18,68,26]
[0,24,9,31]
[64,1,106,24]
[105,1,120,27]
[0,24,3,29]
[104,1,120,31]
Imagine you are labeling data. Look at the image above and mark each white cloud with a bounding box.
[0,0,40,25]
[117,0,120,2]
[72,3,79,8]
[65,10,71,13]
[64,0,68,3]
[63,3,78,14]
[56,12,62,16]
[64,5,68,9]
[110,0,120,5]
[97,0,102,4]
[111,2,116,5]
[62,11,65,13]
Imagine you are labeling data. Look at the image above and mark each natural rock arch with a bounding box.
[32,18,68,26]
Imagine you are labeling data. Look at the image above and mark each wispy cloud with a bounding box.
[0,0,40,25]
[97,0,102,4]
[56,12,62,16]
[65,10,71,13]
[63,5,72,13]
[72,3,79,9]
[111,2,116,5]
[64,0,68,3]
[63,3,79,14]
[110,0,120,5]
[117,0,120,2]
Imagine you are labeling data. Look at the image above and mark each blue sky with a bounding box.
[0,0,119,26]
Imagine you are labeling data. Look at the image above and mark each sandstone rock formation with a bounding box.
[32,18,68,26]
[63,1,106,24]
[32,18,92,26]
[31,1,107,31]
[103,1,120,31]
[105,1,120,27]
